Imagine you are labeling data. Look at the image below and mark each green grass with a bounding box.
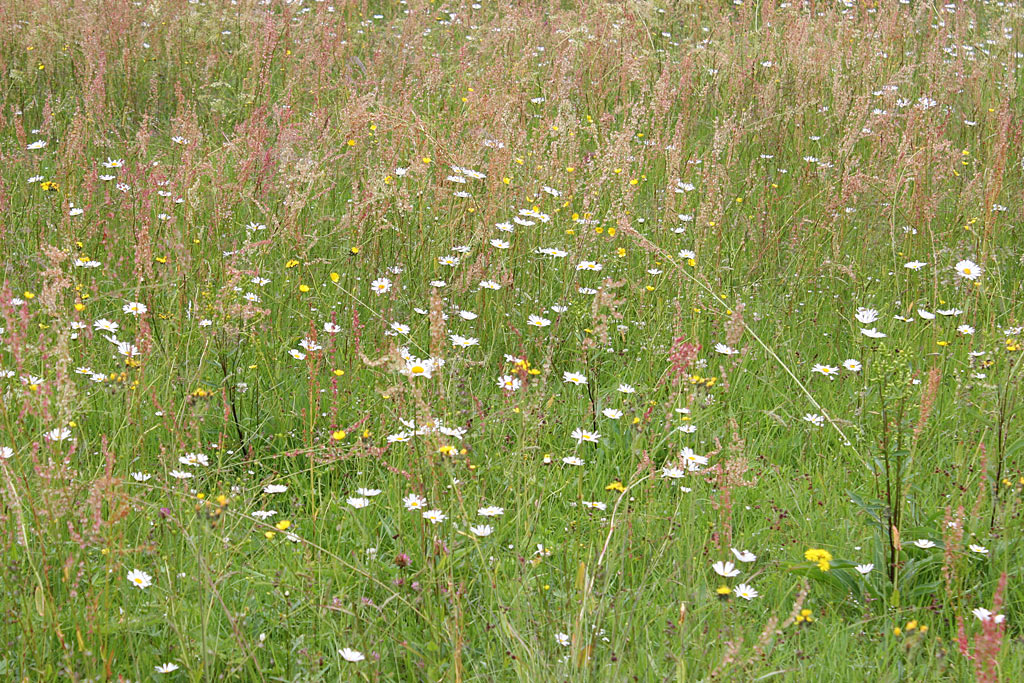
[0,0,1022,680]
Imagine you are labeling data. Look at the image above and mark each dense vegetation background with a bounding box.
[0,0,1022,680]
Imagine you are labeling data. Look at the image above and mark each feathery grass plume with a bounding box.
[942,505,965,597]
[428,288,447,360]
[913,367,942,443]
[704,421,755,552]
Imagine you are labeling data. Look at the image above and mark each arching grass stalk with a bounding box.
[622,225,865,468]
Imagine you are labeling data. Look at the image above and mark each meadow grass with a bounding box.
[1,0,1023,680]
